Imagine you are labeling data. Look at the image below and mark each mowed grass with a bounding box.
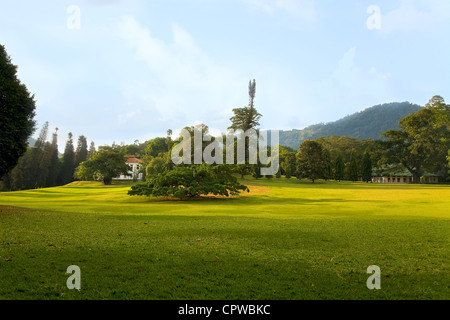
[0,178,449,300]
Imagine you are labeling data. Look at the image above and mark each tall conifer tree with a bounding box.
[88,141,96,159]
[334,152,345,182]
[348,149,359,182]
[74,135,88,170]
[46,129,59,187]
[361,150,373,183]
[60,132,75,185]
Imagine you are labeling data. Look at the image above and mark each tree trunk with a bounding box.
[412,172,421,184]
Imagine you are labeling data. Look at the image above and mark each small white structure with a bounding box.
[372,167,440,184]
[114,155,143,181]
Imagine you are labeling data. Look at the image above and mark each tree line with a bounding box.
[2,51,448,195]
[129,93,449,188]
[125,85,447,199]
[1,44,96,191]
[283,95,449,183]
[279,102,423,150]
[74,83,449,200]
[0,121,95,191]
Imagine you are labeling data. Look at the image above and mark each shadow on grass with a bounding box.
[129,194,389,206]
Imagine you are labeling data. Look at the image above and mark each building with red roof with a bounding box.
[114,155,144,181]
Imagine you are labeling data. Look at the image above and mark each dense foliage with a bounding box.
[382,96,450,182]
[228,79,262,132]
[2,74,448,191]
[0,122,94,191]
[296,140,327,183]
[0,44,36,179]
[128,164,248,199]
[75,146,129,185]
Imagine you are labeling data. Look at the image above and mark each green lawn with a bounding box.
[0,178,449,300]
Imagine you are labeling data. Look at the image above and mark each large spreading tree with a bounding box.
[382,95,450,183]
[296,140,327,183]
[0,44,36,179]
[75,146,130,185]
[129,164,248,200]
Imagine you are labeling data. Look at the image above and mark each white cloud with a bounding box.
[118,15,246,134]
[312,47,392,119]
[118,17,318,133]
[381,0,450,33]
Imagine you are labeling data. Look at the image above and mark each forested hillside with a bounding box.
[280,102,422,149]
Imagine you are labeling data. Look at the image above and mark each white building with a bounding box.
[372,167,440,184]
[114,155,143,181]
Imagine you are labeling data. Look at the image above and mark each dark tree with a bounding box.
[334,151,345,182]
[229,79,262,132]
[361,150,372,183]
[60,132,75,185]
[75,146,129,185]
[296,140,326,183]
[37,141,54,188]
[0,44,36,179]
[281,151,296,179]
[447,150,450,176]
[10,156,25,190]
[25,122,49,189]
[88,141,96,159]
[46,129,59,187]
[74,135,88,169]
[146,137,170,158]
[348,149,359,182]
[145,156,167,177]
[382,95,450,183]
[322,148,333,181]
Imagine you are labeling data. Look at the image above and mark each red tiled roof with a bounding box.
[125,157,143,164]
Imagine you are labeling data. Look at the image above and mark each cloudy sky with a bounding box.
[1,0,449,149]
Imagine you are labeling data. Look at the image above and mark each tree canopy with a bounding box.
[145,137,169,158]
[128,164,249,199]
[75,146,129,185]
[59,132,75,185]
[382,95,450,182]
[361,150,373,182]
[0,44,36,179]
[228,79,262,132]
[296,140,326,183]
[334,152,345,181]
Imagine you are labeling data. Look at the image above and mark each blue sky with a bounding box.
[1,0,449,150]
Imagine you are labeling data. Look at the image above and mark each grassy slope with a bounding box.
[0,179,449,300]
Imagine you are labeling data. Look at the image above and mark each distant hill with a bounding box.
[280,102,422,150]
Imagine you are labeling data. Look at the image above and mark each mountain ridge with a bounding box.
[280,102,422,150]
